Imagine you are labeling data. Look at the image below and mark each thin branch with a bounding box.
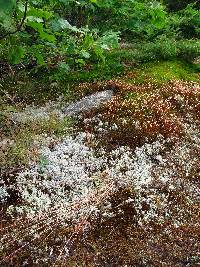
[0,0,29,40]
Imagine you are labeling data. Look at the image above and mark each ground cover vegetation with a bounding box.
[0,0,200,266]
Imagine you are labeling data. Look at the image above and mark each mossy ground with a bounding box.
[123,60,200,85]
[0,56,200,266]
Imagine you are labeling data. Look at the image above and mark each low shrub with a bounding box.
[134,38,200,63]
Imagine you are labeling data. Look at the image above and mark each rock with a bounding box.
[63,90,114,116]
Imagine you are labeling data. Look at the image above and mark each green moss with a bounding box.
[124,60,200,85]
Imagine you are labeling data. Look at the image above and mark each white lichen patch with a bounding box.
[5,118,200,220]
[9,132,161,216]
[0,186,9,203]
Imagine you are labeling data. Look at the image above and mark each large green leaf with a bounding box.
[27,8,53,20]
[39,31,56,42]
[35,51,46,65]
[25,21,56,42]
[26,21,44,32]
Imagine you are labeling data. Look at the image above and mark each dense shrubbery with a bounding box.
[0,0,199,80]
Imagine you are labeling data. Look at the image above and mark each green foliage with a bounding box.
[0,0,16,32]
[177,4,200,38]
[177,40,200,60]
[0,0,120,76]
[0,0,16,18]
[8,46,25,64]
[0,0,199,81]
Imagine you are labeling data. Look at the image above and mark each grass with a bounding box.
[1,44,199,103]
[1,38,199,99]
[59,57,199,86]
[0,108,75,173]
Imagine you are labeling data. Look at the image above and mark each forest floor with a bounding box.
[0,59,200,266]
